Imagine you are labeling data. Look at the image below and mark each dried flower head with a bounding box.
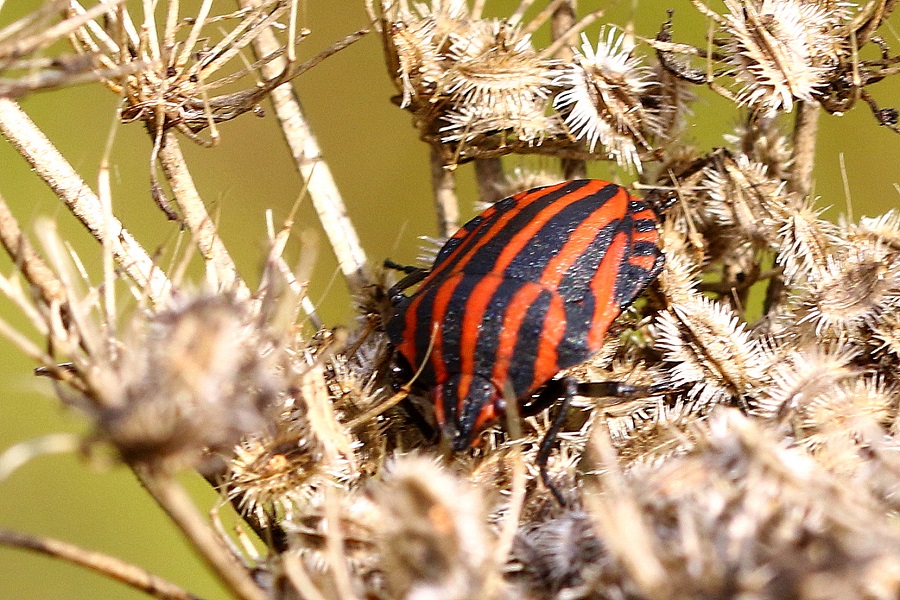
[701,151,790,244]
[98,294,278,471]
[653,295,766,406]
[798,246,900,336]
[510,509,610,597]
[439,21,555,144]
[374,455,494,600]
[752,344,857,420]
[601,409,900,598]
[795,375,897,470]
[553,30,660,171]
[67,0,307,146]
[714,0,847,114]
[776,202,839,284]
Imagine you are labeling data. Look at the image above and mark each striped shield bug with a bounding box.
[386,179,665,501]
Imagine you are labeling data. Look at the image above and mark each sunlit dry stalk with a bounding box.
[155,131,247,296]
[0,98,171,303]
[236,0,373,295]
[0,528,200,600]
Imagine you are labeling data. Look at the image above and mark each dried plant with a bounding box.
[0,1,900,600]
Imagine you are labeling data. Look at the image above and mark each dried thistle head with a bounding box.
[509,509,611,598]
[775,201,839,285]
[439,20,556,144]
[752,344,857,421]
[653,294,766,407]
[98,294,278,472]
[601,409,900,598]
[281,488,382,595]
[797,245,900,337]
[700,150,790,245]
[794,375,898,472]
[68,0,299,145]
[553,30,661,171]
[374,455,495,600]
[714,0,847,114]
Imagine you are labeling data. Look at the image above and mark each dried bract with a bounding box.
[99,295,277,471]
[653,294,765,406]
[553,30,660,171]
[374,455,495,600]
[710,0,847,114]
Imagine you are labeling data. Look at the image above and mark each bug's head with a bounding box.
[433,374,503,451]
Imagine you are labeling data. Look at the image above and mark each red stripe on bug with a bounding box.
[400,182,573,370]
[629,254,660,271]
[459,275,505,382]
[491,282,546,388]
[427,272,465,385]
[588,230,630,350]
[530,292,568,389]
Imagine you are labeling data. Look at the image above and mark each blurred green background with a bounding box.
[0,1,897,598]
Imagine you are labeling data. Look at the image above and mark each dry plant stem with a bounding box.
[237,0,372,295]
[0,528,202,600]
[584,425,668,599]
[789,101,820,200]
[283,551,330,600]
[0,193,64,306]
[155,131,248,297]
[0,98,171,304]
[474,157,506,205]
[430,146,459,237]
[137,468,266,600]
[552,0,587,180]
[764,100,821,314]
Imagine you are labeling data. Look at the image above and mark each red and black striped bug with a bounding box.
[386,179,665,502]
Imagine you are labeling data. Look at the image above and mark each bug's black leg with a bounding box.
[536,376,578,507]
[399,396,439,443]
[521,378,568,417]
[576,379,678,400]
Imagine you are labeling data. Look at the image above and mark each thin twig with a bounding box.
[0,98,171,304]
[0,193,64,306]
[0,528,203,600]
[551,0,587,179]
[474,158,506,207]
[788,100,820,201]
[137,468,267,600]
[430,146,459,237]
[155,131,248,297]
[237,0,373,296]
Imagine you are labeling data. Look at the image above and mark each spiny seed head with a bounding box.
[389,17,444,108]
[439,21,555,144]
[510,510,608,596]
[282,488,381,584]
[553,30,660,171]
[844,210,900,254]
[798,248,900,336]
[227,428,324,528]
[375,455,493,600]
[701,152,788,243]
[753,345,857,420]
[653,295,766,406]
[98,294,277,471]
[721,0,845,114]
[723,117,792,179]
[612,408,900,599]
[795,376,897,463]
[776,203,839,284]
